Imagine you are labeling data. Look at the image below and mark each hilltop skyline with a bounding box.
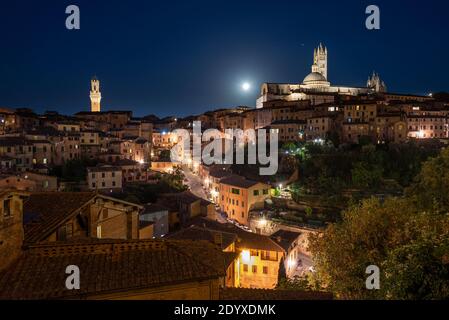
[1,0,449,117]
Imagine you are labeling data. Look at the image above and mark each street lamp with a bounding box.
[287,258,296,269]
[241,250,250,263]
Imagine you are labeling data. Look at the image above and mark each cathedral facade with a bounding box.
[256,44,387,108]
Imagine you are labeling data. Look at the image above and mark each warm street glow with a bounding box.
[287,258,296,269]
[418,130,425,139]
[1,2,447,303]
[241,250,250,263]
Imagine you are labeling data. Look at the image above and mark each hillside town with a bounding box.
[1,44,449,300]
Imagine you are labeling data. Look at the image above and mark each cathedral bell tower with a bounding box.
[90,77,102,112]
[367,71,387,93]
[313,43,328,80]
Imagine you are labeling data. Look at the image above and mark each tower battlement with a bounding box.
[90,77,102,112]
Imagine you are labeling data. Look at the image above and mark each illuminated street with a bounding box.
[182,167,226,223]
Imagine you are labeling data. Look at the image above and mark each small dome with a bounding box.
[303,72,326,83]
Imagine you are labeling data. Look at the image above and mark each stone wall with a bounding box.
[0,193,24,272]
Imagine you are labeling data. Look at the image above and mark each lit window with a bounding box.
[97,225,102,238]
[3,199,11,217]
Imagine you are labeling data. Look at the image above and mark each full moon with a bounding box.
[242,82,251,91]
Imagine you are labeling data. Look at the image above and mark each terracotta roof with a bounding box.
[167,225,238,250]
[23,192,96,244]
[0,189,28,199]
[87,166,122,173]
[220,288,333,300]
[0,137,31,147]
[271,120,307,125]
[143,203,169,214]
[200,199,214,207]
[176,191,202,205]
[111,159,140,166]
[134,138,149,144]
[156,195,179,212]
[28,139,52,144]
[139,220,155,229]
[0,239,227,300]
[189,218,285,253]
[270,230,302,252]
[220,175,263,189]
[209,170,234,179]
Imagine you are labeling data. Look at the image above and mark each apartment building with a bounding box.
[305,116,335,141]
[269,120,307,142]
[0,138,33,171]
[87,165,123,191]
[183,218,286,289]
[219,175,271,226]
[22,192,142,244]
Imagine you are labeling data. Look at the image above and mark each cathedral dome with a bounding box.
[303,72,327,83]
[301,71,330,89]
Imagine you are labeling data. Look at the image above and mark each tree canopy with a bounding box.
[308,147,449,299]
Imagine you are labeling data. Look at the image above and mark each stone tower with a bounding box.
[313,43,328,80]
[90,77,102,112]
[367,71,387,93]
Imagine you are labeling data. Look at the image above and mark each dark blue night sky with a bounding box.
[1,0,448,117]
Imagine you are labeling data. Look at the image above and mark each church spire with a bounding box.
[313,43,328,80]
[367,71,387,93]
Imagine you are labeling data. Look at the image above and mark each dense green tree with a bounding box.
[51,159,98,182]
[351,162,383,189]
[309,197,449,299]
[407,148,449,213]
[277,257,287,285]
[382,237,449,299]
[159,149,172,161]
[277,275,315,291]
